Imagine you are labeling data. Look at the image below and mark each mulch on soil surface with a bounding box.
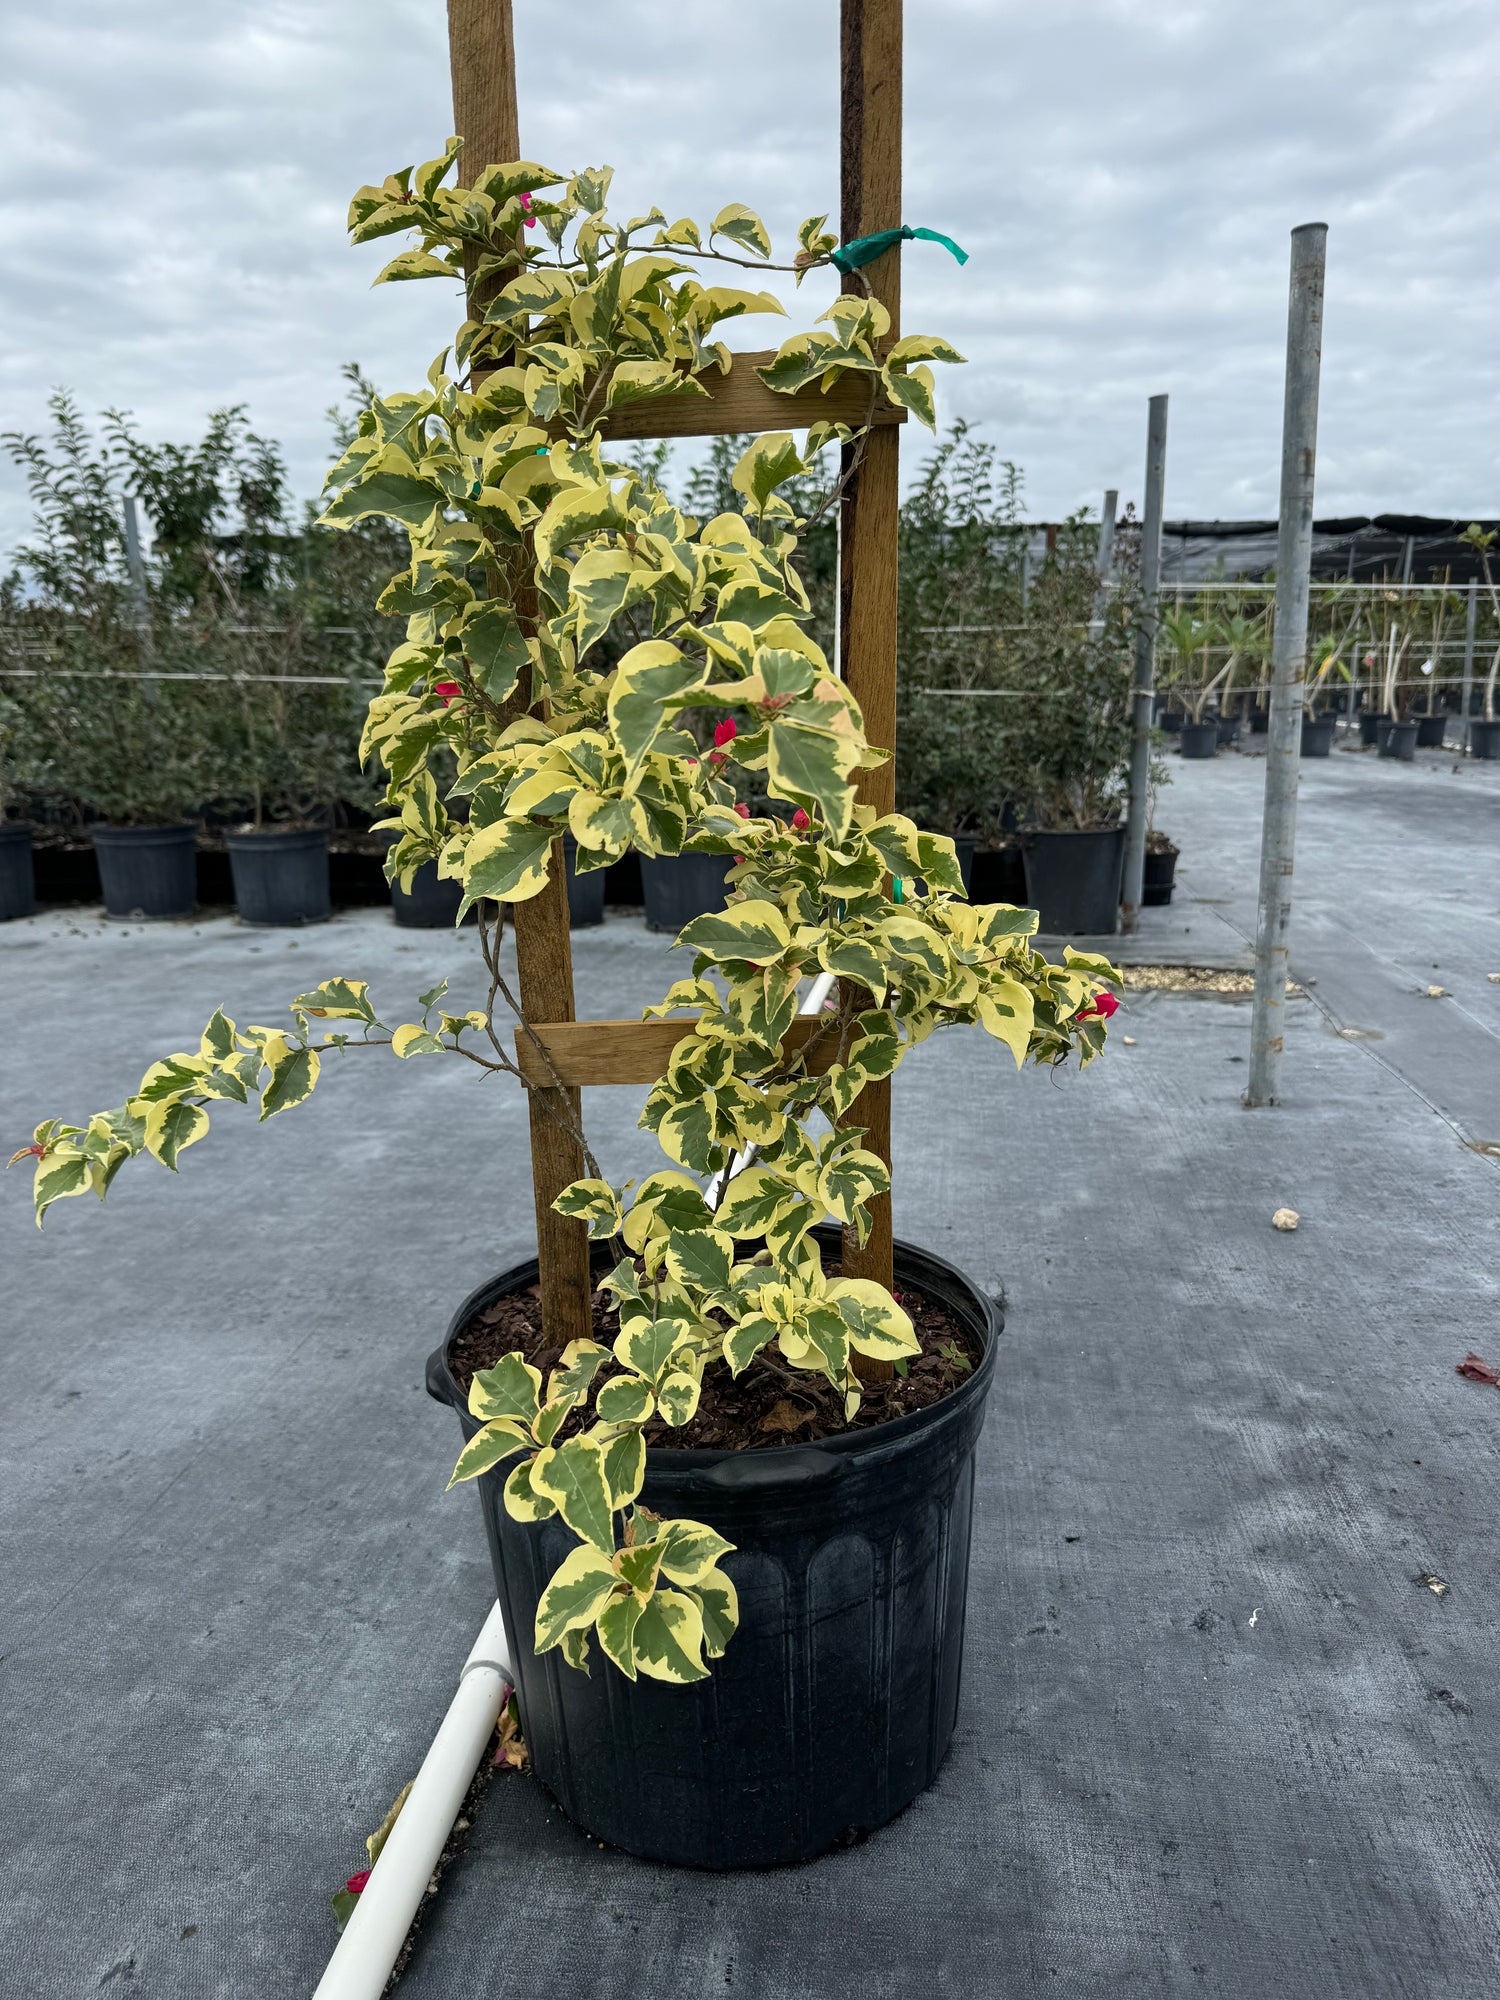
[446,1253,983,1452]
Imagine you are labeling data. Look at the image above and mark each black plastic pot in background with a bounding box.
[0,824,36,921]
[391,860,466,929]
[226,827,330,926]
[563,835,606,928]
[1300,717,1335,758]
[1249,706,1270,735]
[640,851,730,935]
[1142,841,1178,907]
[1215,715,1241,748]
[1379,720,1419,763]
[427,1225,999,1870]
[1415,714,1447,748]
[1022,825,1125,935]
[1470,718,1500,760]
[1158,709,1186,734]
[91,825,197,920]
[953,835,976,894]
[1179,721,1219,760]
[967,844,1026,905]
[1359,712,1383,746]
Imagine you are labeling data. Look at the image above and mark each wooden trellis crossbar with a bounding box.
[447,0,906,1359]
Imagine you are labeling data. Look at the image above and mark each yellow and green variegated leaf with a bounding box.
[462,818,555,903]
[655,1369,701,1428]
[33,1151,93,1225]
[620,1170,709,1251]
[686,1564,739,1657]
[457,599,530,703]
[712,1163,801,1237]
[199,1009,237,1062]
[568,792,633,857]
[675,899,791,967]
[710,203,771,260]
[615,1315,692,1386]
[549,1339,611,1406]
[552,1177,623,1236]
[819,937,888,1000]
[662,1228,734,1298]
[656,1098,719,1173]
[767,718,859,840]
[649,1518,735,1586]
[560,1627,591,1672]
[141,1097,209,1171]
[886,333,967,369]
[595,1375,655,1426]
[976,978,1036,1067]
[827,1277,920,1359]
[532,478,625,570]
[631,1587,710,1683]
[606,359,695,408]
[614,1540,665,1598]
[134,1053,210,1102]
[292,978,379,1026]
[601,1429,646,1509]
[446,1419,530,1488]
[318,467,445,534]
[534,1543,621,1651]
[502,1454,558,1522]
[788,1303,850,1380]
[374,248,459,285]
[530,1435,616,1555]
[469,1351,543,1425]
[259,1043,320,1120]
[723,1311,778,1376]
[882,362,937,429]
[815,1146,889,1224]
[568,547,647,659]
[606,640,707,773]
[596,1590,644,1679]
[730,433,805,514]
[392,1024,445,1058]
[533,1394,579,1449]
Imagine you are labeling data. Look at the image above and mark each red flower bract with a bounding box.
[434,681,460,707]
[732,802,751,820]
[345,1869,371,1895]
[713,717,737,749]
[791,808,810,831]
[1079,991,1120,1020]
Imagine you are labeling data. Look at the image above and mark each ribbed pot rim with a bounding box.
[224,826,329,849]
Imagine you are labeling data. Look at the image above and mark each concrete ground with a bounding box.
[2,737,1498,1998]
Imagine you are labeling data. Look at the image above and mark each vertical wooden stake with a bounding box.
[448,0,594,1348]
[839,0,901,1304]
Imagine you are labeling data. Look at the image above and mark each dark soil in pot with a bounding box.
[0,823,36,921]
[1415,713,1447,748]
[1179,721,1219,759]
[91,824,197,920]
[1379,720,1418,762]
[641,851,730,934]
[1470,718,1500,760]
[226,826,330,926]
[1021,825,1124,934]
[427,1226,1000,1869]
[1142,835,1178,907]
[1300,716,1335,758]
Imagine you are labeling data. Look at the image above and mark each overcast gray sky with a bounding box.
[1,0,1496,559]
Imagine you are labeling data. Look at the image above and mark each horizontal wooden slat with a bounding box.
[589,351,905,443]
[514,1014,840,1087]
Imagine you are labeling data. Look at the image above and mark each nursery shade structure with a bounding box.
[448,0,910,1353]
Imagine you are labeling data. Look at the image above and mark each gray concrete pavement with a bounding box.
[1,746,1497,1998]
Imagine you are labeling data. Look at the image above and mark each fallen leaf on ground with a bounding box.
[1415,1573,1450,1597]
[1488,973,1500,984]
[1456,1352,1500,1387]
[1122,1035,1137,1045]
[1426,985,1448,998]
[493,1692,529,1771]
[1272,1207,1299,1231]
[758,1398,815,1435]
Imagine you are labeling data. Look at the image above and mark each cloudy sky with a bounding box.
[1,0,1496,559]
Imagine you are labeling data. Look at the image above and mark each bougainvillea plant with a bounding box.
[12,144,1119,1687]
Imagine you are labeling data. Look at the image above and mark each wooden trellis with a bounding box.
[446,0,907,1356]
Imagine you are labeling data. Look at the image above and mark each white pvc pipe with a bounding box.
[313,1601,513,2000]
[708,970,837,1205]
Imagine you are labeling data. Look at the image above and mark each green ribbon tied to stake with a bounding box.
[830,225,968,275]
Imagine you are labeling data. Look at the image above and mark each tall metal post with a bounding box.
[1460,578,1477,754]
[1121,397,1168,931]
[122,495,152,653]
[1091,488,1118,632]
[1247,223,1328,1107]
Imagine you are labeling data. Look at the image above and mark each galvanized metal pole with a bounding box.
[1091,489,1118,634]
[1247,222,1328,1107]
[122,495,152,652]
[1460,578,1477,755]
[1121,397,1168,931]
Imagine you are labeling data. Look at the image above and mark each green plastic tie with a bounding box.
[830,226,968,275]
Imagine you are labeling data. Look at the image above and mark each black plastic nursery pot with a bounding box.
[563,835,606,928]
[1415,713,1447,748]
[1359,712,1383,746]
[427,1228,1000,1870]
[1249,706,1270,735]
[225,827,330,927]
[1300,716,1335,758]
[952,834,976,894]
[968,843,1026,905]
[0,823,37,921]
[1158,709,1185,734]
[1215,715,1240,748]
[1379,720,1418,763]
[1179,721,1219,760]
[1470,718,1500,760]
[391,859,466,929]
[91,824,197,920]
[1142,841,1178,906]
[640,851,731,934]
[1021,825,1124,935]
